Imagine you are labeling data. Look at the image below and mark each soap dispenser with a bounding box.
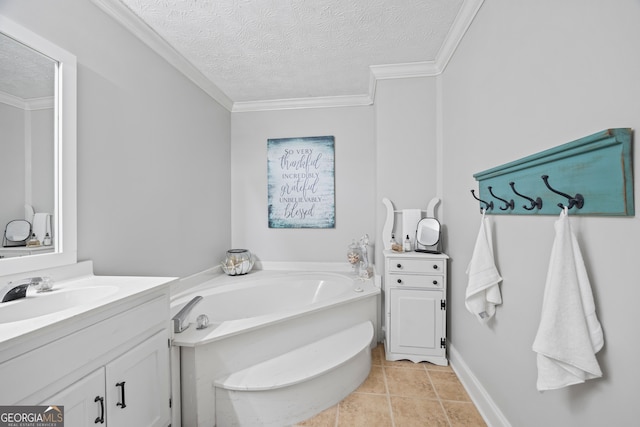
[403,235,412,252]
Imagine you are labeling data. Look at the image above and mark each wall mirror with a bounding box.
[0,14,77,277]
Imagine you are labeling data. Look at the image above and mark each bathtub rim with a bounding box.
[170,268,380,348]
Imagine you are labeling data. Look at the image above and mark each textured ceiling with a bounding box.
[117,0,466,103]
[0,31,55,100]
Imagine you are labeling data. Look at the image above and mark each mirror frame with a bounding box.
[0,14,77,277]
[415,217,441,246]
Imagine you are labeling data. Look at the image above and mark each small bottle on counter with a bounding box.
[43,232,52,246]
[26,233,41,247]
[403,235,412,252]
[391,233,403,252]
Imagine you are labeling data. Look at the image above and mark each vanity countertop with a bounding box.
[0,265,176,354]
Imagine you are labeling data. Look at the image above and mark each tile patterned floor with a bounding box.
[295,343,486,427]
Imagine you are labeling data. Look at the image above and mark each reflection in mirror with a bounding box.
[415,217,441,254]
[0,14,77,277]
[0,31,56,259]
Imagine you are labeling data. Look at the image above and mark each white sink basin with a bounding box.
[0,286,119,323]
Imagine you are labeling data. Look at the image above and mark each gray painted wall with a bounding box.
[443,0,640,425]
[0,103,25,229]
[230,106,375,262]
[374,77,439,268]
[1,0,231,277]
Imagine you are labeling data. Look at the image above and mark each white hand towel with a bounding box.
[465,210,503,323]
[532,208,604,391]
[402,209,422,247]
[32,213,51,242]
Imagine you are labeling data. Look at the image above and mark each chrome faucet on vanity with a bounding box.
[0,277,53,302]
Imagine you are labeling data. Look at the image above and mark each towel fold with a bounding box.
[402,209,422,247]
[32,213,51,243]
[532,208,604,391]
[465,210,503,323]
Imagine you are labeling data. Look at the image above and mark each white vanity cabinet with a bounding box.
[0,273,174,427]
[43,330,169,426]
[383,250,449,366]
[44,368,105,425]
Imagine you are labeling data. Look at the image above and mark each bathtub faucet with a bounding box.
[172,295,203,333]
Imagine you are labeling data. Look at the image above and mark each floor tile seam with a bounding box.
[426,369,454,427]
[351,390,388,397]
[439,397,474,404]
[437,397,454,427]
[381,363,391,396]
[386,391,396,427]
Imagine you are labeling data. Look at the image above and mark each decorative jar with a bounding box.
[221,249,254,275]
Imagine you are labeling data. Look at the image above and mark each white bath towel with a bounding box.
[465,210,503,323]
[32,213,51,243]
[402,209,422,248]
[532,208,604,391]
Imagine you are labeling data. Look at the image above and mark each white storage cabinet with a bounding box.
[383,250,449,366]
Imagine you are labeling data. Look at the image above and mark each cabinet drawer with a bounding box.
[387,258,444,274]
[388,274,444,289]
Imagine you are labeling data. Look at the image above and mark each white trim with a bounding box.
[435,0,485,74]
[26,96,54,110]
[435,75,444,220]
[89,0,233,111]
[232,93,373,112]
[449,343,512,427]
[0,91,26,109]
[0,91,54,110]
[89,0,483,112]
[370,61,441,80]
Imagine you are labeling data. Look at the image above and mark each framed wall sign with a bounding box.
[267,136,335,228]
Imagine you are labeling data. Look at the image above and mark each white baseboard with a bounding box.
[448,344,512,427]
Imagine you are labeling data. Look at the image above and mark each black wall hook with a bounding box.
[470,189,493,211]
[541,175,584,209]
[509,181,543,210]
[488,186,515,211]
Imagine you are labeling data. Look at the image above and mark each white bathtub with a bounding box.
[171,269,380,426]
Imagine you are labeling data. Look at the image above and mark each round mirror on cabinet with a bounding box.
[415,217,441,253]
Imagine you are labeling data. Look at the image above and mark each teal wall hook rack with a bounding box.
[472,128,634,216]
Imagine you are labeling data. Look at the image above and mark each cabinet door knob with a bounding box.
[94,396,105,424]
[432,264,438,270]
[397,263,402,269]
[397,279,402,284]
[433,280,438,285]
[116,381,127,409]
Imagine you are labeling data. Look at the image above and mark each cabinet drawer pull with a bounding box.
[433,280,438,285]
[397,279,402,284]
[116,381,127,408]
[433,264,438,270]
[94,396,105,424]
[396,263,402,269]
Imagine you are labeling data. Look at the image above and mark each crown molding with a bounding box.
[0,91,25,109]
[435,0,484,74]
[90,0,233,111]
[90,0,483,112]
[232,94,373,113]
[26,96,54,110]
[0,91,53,110]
